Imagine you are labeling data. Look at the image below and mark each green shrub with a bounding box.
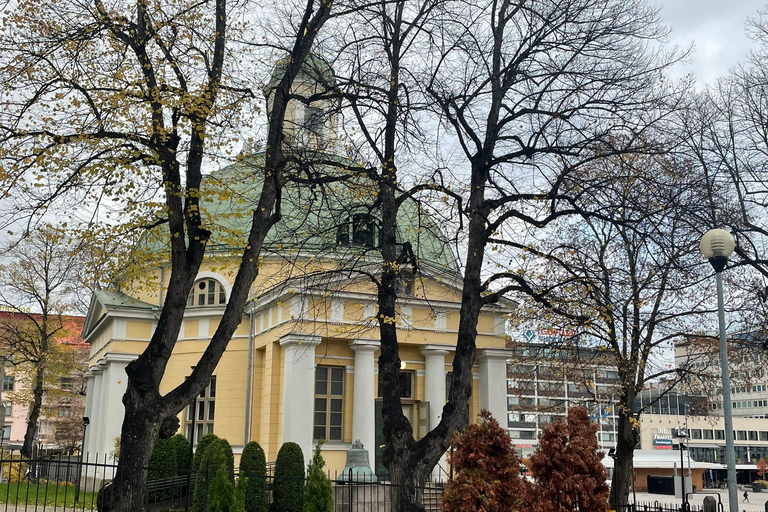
[303,442,333,512]
[194,438,236,512]
[169,434,192,471]
[219,438,235,483]
[755,479,768,489]
[148,437,178,502]
[274,442,305,512]
[235,475,248,512]
[193,433,220,472]
[240,441,268,512]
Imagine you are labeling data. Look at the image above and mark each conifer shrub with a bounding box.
[273,442,305,512]
[193,432,220,472]
[303,442,333,512]
[529,406,610,512]
[193,438,236,512]
[169,433,191,471]
[239,441,268,512]
[442,410,531,512]
[148,437,178,502]
[219,437,235,483]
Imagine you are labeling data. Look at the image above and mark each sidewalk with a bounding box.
[632,489,768,511]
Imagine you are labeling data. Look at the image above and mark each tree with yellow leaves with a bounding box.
[0,0,334,508]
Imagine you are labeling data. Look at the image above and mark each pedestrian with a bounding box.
[743,489,749,502]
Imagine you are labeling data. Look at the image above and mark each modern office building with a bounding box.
[505,340,620,457]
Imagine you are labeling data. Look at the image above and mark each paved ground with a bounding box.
[632,489,768,511]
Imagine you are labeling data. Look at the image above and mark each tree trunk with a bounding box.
[97,384,163,512]
[609,406,637,509]
[22,365,46,458]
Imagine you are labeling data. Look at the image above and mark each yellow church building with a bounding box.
[80,57,513,476]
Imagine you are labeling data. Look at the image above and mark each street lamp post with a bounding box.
[75,416,90,503]
[700,229,738,512]
[675,428,690,509]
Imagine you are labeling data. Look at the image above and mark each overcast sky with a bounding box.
[658,0,766,86]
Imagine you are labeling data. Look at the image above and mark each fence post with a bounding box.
[348,467,353,512]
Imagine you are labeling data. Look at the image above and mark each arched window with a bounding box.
[187,279,227,307]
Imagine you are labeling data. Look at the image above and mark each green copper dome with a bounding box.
[199,153,460,276]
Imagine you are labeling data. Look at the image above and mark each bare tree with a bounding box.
[514,152,712,507]
[321,0,687,508]
[678,8,768,334]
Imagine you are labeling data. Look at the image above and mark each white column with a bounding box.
[100,354,137,459]
[94,364,109,457]
[476,348,511,424]
[421,344,451,480]
[280,333,322,465]
[83,368,101,459]
[349,339,380,459]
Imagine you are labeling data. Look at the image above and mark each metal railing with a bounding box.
[0,450,447,512]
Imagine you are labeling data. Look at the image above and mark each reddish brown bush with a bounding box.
[442,410,531,512]
[529,406,610,512]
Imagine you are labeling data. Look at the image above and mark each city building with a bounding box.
[81,57,514,475]
[0,310,88,452]
[505,340,620,457]
[676,333,768,419]
[637,388,768,485]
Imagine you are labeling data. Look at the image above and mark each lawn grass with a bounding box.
[0,481,98,507]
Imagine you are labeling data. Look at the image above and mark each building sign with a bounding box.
[653,430,673,450]
[523,327,576,343]
[514,444,533,449]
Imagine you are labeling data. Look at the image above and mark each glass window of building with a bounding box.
[187,279,227,307]
[185,377,216,445]
[314,366,344,441]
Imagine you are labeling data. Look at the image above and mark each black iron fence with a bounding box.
[0,450,446,511]
[616,503,707,512]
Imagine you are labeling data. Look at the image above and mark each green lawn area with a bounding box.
[0,482,98,507]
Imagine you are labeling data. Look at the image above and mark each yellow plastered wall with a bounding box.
[184,319,199,338]
[411,308,435,329]
[476,313,494,335]
[260,341,284,461]
[445,312,460,331]
[219,338,249,439]
[125,320,152,341]
[250,347,265,443]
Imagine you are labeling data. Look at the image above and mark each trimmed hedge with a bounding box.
[219,438,235,484]
[273,442,305,512]
[193,433,220,472]
[240,441,268,512]
[169,434,191,471]
[148,437,178,502]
